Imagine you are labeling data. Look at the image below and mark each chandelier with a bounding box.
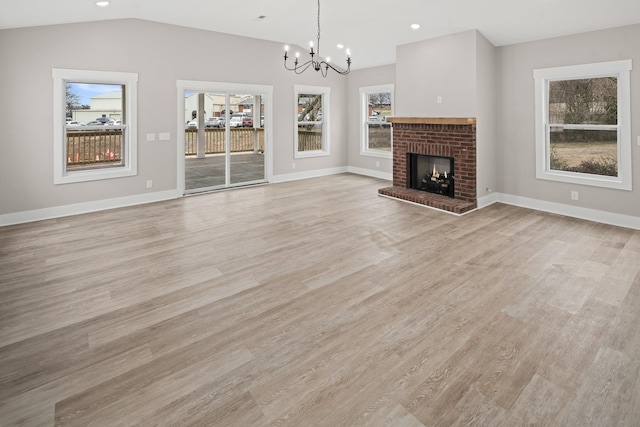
[283,0,351,77]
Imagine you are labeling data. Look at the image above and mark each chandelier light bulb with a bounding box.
[281,0,351,76]
[284,45,289,52]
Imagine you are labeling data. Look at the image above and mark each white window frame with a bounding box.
[360,84,394,158]
[294,85,330,158]
[52,68,138,184]
[533,60,632,190]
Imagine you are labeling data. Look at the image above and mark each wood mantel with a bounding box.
[387,117,476,125]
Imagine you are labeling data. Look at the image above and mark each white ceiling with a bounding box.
[2,0,640,70]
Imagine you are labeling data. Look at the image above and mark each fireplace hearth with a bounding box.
[378,117,477,215]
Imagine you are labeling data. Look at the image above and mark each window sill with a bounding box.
[360,149,392,159]
[294,150,330,159]
[536,169,631,191]
[55,167,136,185]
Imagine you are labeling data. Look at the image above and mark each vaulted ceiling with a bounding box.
[2,0,640,69]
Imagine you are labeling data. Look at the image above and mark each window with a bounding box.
[53,69,138,184]
[534,60,632,190]
[294,85,329,158]
[360,84,394,157]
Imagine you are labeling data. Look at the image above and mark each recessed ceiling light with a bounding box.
[411,24,421,30]
[96,1,110,6]
[337,44,344,49]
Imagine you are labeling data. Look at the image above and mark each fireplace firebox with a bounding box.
[409,153,454,198]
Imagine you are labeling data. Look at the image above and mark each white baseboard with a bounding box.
[477,191,499,209]
[347,166,392,181]
[271,166,348,183]
[0,190,180,227]
[4,179,638,231]
[495,192,640,231]
[2,167,350,227]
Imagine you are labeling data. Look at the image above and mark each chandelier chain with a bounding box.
[316,0,321,56]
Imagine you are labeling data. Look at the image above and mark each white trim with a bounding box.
[477,192,499,209]
[4,185,637,231]
[0,190,180,227]
[52,68,138,184]
[360,84,394,158]
[293,150,331,159]
[378,189,640,228]
[176,87,186,194]
[359,149,392,159]
[294,85,330,158]
[495,192,640,231]
[1,168,345,225]
[347,166,392,181]
[533,59,632,80]
[533,59,632,191]
[271,167,348,183]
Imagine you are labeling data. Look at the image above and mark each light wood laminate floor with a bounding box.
[1,174,640,426]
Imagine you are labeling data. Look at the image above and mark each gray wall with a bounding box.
[346,64,395,175]
[394,30,498,198]
[475,32,498,199]
[395,30,477,118]
[498,24,640,216]
[0,19,348,215]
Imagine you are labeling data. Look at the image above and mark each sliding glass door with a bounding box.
[229,92,265,186]
[182,87,268,194]
[184,92,226,191]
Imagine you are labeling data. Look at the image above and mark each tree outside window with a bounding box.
[533,60,632,190]
[360,85,394,157]
[294,85,330,158]
[548,77,618,177]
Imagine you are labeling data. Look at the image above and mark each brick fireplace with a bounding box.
[378,117,477,214]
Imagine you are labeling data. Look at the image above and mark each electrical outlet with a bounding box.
[571,191,578,200]
[436,96,443,104]
[292,162,296,170]
[146,133,156,142]
[376,161,380,168]
[146,180,153,189]
[159,132,170,141]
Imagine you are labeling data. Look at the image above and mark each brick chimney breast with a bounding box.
[379,117,477,215]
